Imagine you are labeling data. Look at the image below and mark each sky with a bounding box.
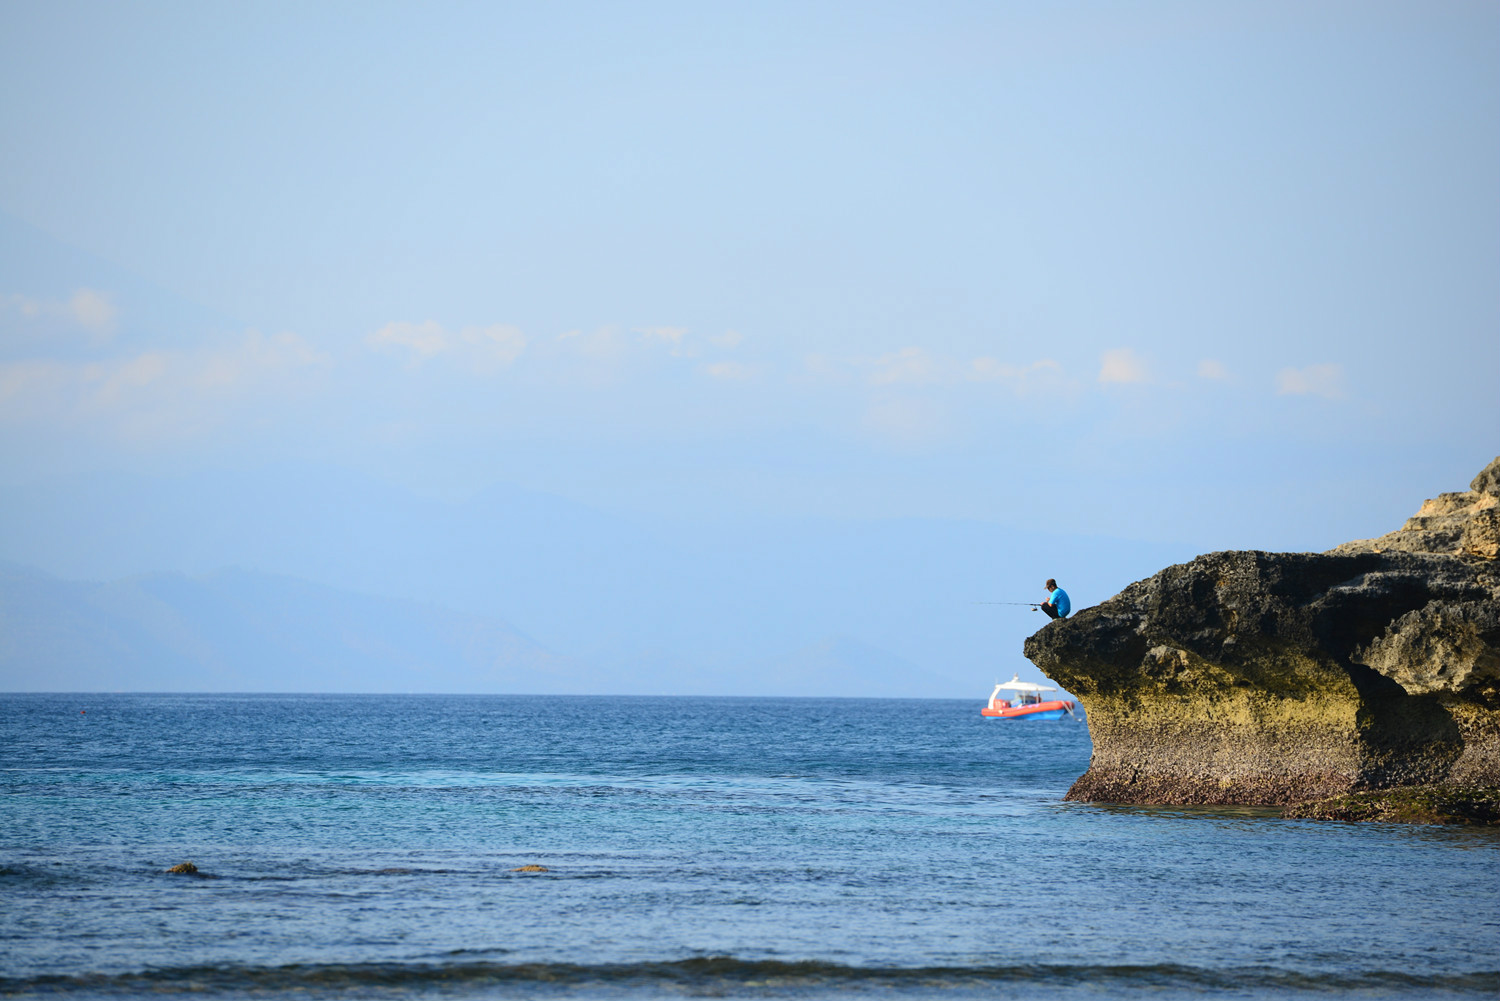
[1,1,1496,692]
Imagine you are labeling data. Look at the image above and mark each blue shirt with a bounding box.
[1049,587,1070,617]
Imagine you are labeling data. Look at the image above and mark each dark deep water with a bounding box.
[3,693,1497,998]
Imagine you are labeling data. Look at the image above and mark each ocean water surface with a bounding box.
[2,693,1497,999]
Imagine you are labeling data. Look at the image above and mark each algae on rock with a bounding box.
[1282,785,1500,825]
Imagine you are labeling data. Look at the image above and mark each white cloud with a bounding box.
[535,324,733,382]
[194,331,327,390]
[92,352,170,407]
[1098,348,1148,385]
[459,324,527,372]
[0,330,327,441]
[709,330,743,349]
[800,353,848,383]
[4,288,118,339]
[369,320,527,372]
[1197,359,1228,380]
[637,326,691,356]
[1276,363,1345,399]
[868,346,944,386]
[0,359,75,408]
[557,326,626,363]
[968,357,1065,393]
[67,289,118,335]
[368,320,448,362]
[703,360,757,381]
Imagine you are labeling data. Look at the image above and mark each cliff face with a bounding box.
[1024,458,1500,807]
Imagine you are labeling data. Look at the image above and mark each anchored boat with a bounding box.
[981,674,1078,720]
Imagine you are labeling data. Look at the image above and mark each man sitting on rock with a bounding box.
[1041,579,1070,619]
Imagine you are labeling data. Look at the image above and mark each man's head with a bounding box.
[1045,578,1057,591]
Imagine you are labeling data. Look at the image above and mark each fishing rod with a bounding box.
[974,601,1042,607]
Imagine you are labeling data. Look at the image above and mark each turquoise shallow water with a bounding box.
[2,693,1498,998]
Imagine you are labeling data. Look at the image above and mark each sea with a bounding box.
[2,694,1498,999]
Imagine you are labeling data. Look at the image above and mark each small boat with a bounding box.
[981,674,1079,720]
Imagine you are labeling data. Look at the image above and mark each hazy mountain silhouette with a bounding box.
[0,563,589,693]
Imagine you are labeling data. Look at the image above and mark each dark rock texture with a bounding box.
[1025,458,1500,808]
[1283,785,1500,824]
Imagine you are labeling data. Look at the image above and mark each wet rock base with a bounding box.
[1283,785,1500,825]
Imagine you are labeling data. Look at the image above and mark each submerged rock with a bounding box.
[164,861,200,874]
[511,864,549,872]
[1025,457,1500,812]
[1284,785,1500,825]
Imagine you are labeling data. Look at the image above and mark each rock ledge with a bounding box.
[1025,457,1500,817]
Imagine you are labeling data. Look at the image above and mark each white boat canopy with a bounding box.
[991,673,1058,694]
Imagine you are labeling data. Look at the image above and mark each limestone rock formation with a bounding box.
[1025,457,1500,808]
[1331,457,1500,560]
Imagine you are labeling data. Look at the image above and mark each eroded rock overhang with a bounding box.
[1024,457,1500,807]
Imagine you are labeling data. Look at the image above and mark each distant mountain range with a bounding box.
[0,563,962,696]
[0,462,1200,696]
[0,563,584,693]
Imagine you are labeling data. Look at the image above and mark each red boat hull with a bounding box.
[980,699,1076,719]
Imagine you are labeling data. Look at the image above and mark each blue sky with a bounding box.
[1,2,1496,692]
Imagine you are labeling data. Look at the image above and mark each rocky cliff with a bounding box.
[1024,457,1500,808]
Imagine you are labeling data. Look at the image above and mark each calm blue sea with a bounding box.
[2,694,1497,999]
